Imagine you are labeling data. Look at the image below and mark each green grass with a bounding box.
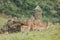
[0,17,60,40]
[0,26,60,40]
[0,17,7,27]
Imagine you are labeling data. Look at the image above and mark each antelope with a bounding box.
[32,19,48,31]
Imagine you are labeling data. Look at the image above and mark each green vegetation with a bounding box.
[0,0,60,22]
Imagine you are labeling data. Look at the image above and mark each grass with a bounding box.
[0,17,60,40]
[0,17,7,27]
[0,26,60,40]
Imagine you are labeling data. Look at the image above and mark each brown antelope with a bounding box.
[20,19,48,32]
[32,19,48,31]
